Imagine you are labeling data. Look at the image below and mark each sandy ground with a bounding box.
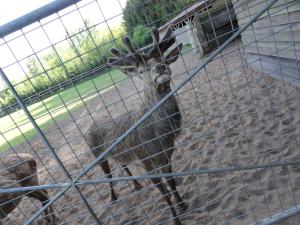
[1,40,300,225]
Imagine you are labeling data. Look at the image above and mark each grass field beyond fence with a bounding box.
[0,44,192,152]
[0,69,125,151]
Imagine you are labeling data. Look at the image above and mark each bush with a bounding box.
[132,25,152,48]
[123,0,196,33]
[0,89,15,108]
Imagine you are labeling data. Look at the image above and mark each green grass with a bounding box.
[0,69,125,151]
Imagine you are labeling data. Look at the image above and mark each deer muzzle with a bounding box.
[155,74,170,84]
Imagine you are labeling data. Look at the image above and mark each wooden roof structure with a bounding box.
[159,0,229,30]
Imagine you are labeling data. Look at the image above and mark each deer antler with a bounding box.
[147,26,175,59]
[108,26,175,70]
[108,36,145,69]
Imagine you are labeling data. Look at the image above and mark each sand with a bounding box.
[1,39,300,225]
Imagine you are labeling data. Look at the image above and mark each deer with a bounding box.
[85,26,187,225]
[0,153,58,224]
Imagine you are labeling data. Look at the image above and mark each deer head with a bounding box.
[108,26,182,93]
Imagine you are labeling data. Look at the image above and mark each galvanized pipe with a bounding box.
[1,159,300,194]
[255,205,300,225]
[0,0,81,38]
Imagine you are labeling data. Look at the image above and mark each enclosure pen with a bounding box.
[0,0,299,225]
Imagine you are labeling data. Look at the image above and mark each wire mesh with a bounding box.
[0,0,299,224]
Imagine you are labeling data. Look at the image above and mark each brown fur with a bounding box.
[85,26,186,225]
[0,153,58,224]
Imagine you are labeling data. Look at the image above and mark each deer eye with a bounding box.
[138,66,150,73]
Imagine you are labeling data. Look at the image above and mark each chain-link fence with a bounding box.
[0,0,299,224]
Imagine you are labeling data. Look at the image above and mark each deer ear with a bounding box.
[165,43,182,64]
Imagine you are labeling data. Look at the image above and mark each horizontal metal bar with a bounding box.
[2,159,299,195]
[0,0,81,38]
[255,204,300,225]
[0,183,70,196]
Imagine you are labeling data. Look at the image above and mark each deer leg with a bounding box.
[162,165,188,211]
[122,165,143,191]
[143,160,182,225]
[150,177,182,225]
[100,159,117,203]
[28,189,58,224]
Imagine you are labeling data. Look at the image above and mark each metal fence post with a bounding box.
[0,68,101,225]
[0,0,82,38]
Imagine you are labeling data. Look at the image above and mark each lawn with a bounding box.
[0,69,126,151]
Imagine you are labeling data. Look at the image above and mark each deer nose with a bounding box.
[155,64,166,74]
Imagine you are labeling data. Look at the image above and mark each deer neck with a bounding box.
[142,84,179,119]
[143,85,171,105]
[141,84,181,132]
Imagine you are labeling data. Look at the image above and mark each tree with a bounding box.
[132,25,152,48]
[0,23,128,113]
[123,0,196,33]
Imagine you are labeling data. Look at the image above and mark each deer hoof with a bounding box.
[174,218,183,225]
[47,214,59,225]
[178,201,188,212]
[111,197,118,204]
